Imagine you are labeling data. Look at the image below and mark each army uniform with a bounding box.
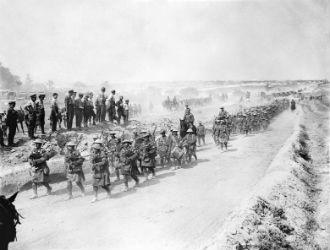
[36,95,46,134]
[217,108,228,121]
[219,122,229,150]
[88,94,96,125]
[196,123,206,146]
[96,90,107,122]
[116,97,124,125]
[75,95,84,129]
[140,136,157,179]
[6,102,18,146]
[168,130,184,167]
[107,135,120,181]
[50,94,59,132]
[182,130,197,161]
[123,100,129,126]
[24,96,37,139]
[65,143,85,198]
[83,95,90,127]
[183,112,195,126]
[213,120,221,145]
[65,91,75,130]
[119,141,139,190]
[156,132,169,167]
[90,144,111,202]
[108,91,116,122]
[28,140,52,198]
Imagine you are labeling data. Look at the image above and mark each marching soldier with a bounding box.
[36,94,46,134]
[156,129,169,167]
[75,93,84,129]
[140,134,157,179]
[65,142,85,199]
[196,121,206,146]
[90,143,111,202]
[50,93,59,132]
[107,131,120,181]
[213,119,221,145]
[28,139,52,199]
[183,128,197,162]
[6,101,18,147]
[119,139,139,191]
[24,94,38,139]
[168,129,184,168]
[65,90,75,130]
[219,120,229,151]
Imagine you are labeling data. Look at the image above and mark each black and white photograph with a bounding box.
[0,0,329,249]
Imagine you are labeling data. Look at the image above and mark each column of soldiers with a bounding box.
[27,121,201,202]
[212,99,290,150]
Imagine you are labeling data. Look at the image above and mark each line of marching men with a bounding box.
[212,99,290,150]
[27,127,200,203]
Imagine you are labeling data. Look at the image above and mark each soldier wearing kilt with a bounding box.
[182,128,197,162]
[219,120,229,151]
[213,120,221,145]
[90,143,111,203]
[65,142,85,199]
[119,139,139,191]
[156,129,169,167]
[141,134,157,179]
[107,132,121,181]
[28,139,52,199]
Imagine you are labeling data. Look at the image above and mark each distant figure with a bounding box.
[24,94,37,139]
[290,99,296,111]
[65,90,75,130]
[196,121,206,146]
[116,96,124,124]
[6,101,18,147]
[50,93,59,132]
[123,99,129,125]
[36,94,46,134]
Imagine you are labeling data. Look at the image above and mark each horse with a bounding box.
[179,119,197,138]
[0,192,21,250]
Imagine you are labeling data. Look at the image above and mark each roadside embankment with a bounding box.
[203,102,329,249]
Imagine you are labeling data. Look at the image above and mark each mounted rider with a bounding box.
[183,106,195,126]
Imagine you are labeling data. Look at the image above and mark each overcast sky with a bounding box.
[0,0,328,85]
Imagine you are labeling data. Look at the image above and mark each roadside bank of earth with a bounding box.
[203,101,329,249]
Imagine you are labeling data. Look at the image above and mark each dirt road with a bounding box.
[11,109,298,250]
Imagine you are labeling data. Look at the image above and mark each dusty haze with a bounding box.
[0,0,329,85]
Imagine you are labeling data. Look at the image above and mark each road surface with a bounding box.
[11,110,298,250]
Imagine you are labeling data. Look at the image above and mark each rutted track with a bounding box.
[11,109,298,250]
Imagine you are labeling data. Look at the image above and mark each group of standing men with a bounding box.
[0,87,133,147]
[58,87,130,132]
